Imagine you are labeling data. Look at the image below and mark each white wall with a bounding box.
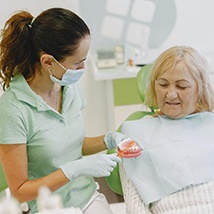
[81,58,109,136]
[158,0,214,69]
[0,0,80,26]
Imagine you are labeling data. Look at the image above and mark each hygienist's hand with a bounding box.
[60,153,121,180]
[104,131,128,150]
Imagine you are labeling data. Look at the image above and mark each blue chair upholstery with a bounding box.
[105,64,155,195]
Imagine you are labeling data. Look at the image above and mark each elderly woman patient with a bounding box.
[119,46,214,213]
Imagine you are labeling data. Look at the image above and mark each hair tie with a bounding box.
[28,17,36,28]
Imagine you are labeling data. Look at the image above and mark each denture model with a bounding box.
[117,138,142,158]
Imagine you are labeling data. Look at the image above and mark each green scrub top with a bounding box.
[0,75,96,213]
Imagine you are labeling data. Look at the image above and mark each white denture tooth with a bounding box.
[118,138,133,149]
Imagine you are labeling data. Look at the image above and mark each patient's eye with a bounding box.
[159,83,168,87]
[156,79,169,88]
[176,81,191,90]
[177,85,188,89]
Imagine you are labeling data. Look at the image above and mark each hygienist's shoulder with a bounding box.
[0,89,18,105]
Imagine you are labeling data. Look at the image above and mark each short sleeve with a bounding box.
[0,102,27,144]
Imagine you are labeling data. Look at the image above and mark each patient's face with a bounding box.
[155,62,198,119]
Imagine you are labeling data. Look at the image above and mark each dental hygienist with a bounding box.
[0,8,124,214]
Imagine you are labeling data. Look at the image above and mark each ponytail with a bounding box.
[0,8,90,90]
[0,11,33,90]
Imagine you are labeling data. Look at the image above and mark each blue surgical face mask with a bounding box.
[48,57,85,86]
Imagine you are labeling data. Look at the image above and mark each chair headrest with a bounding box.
[136,64,153,103]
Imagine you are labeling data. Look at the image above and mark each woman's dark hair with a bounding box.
[0,8,90,90]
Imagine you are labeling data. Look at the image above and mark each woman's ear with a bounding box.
[40,54,53,69]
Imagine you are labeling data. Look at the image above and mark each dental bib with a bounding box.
[121,112,214,204]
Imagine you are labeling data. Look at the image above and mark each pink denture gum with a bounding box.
[117,138,142,158]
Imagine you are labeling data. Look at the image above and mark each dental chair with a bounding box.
[0,163,8,198]
[106,64,155,196]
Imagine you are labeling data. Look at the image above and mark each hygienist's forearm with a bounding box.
[82,136,107,155]
[11,169,69,203]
